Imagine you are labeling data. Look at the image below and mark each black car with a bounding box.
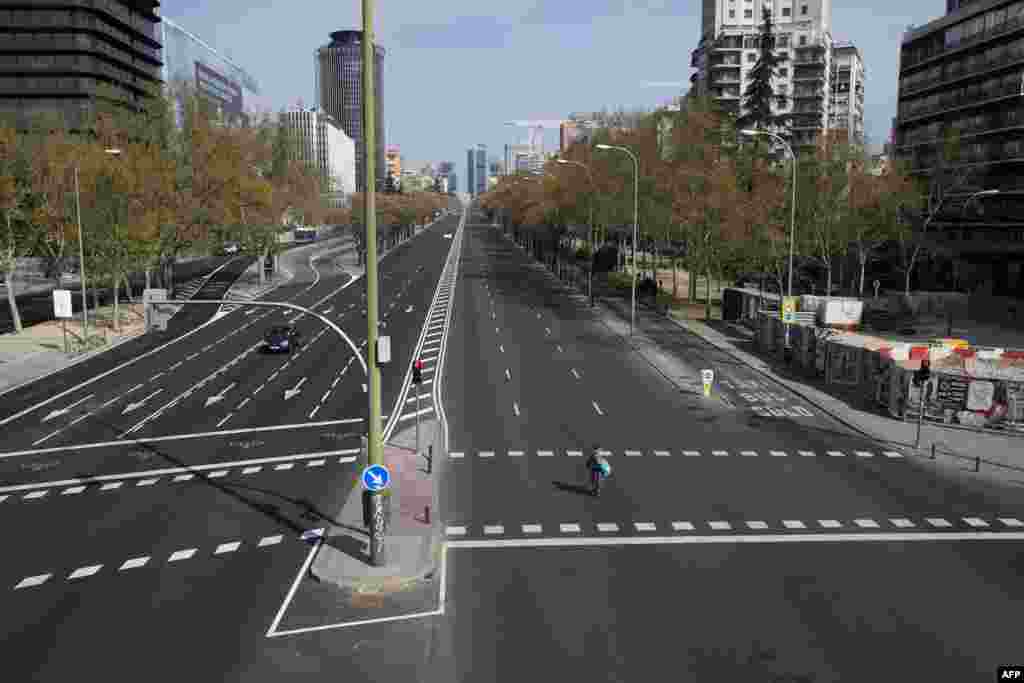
[264,325,302,353]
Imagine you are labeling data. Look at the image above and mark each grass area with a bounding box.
[0,302,146,356]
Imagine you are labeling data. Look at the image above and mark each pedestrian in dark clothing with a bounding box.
[585,449,611,496]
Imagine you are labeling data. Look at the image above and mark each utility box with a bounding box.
[143,288,172,332]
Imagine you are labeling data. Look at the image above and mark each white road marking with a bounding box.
[15,574,52,589]
[499,344,504,353]
[559,523,582,533]
[119,557,149,570]
[254,384,265,394]
[275,463,294,471]
[740,450,758,457]
[307,459,325,467]
[398,408,433,422]
[61,486,85,495]
[484,525,504,535]
[169,361,183,370]
[236,398,251,410]
[854,519,880,528]
[783,520,806,529]
[217,414,234,428]
[68,565,102,580]
[446,526,467,536]
[770,450,787,457]
[592,401,604,416]
[537,450,554,457]
[268,372,279,381]
[818,520,843,528]
[449,532,1024,549]
[513,402,520,416]
[495,327,500,334]
[258,535,283,546]
[597,523,620,533]
[242,466,262,474]
[624,450,642,457]
[449,452,464,459]
[683,450,701,457]
[173,474,194,482]
[208,470,227,478]
[557,345,563,353]
[567,450,583,457]
[926,517,952,528]
[150,373,164,381]
[571,368,581,380]
[215,542,241,555]
[883,451,904,458]
[479,451,495,458]
[653,450,671,457]
[999,518,1024,527]
[890,518,915,528]
[709,521,732,530]
[309,406,320,420]
[508,450,524,457]
[963,517,989,528]
[746,521,769,530]
[634,522,657,532]
[136,479,158,487]
[168,549,197,562]
[827,451,846,457]
[855,451,874,458]
[799,450,816,457]
[23,490,47,500]
[100,482,123,491]
[505,369,511,381]
[712,450,729,457]
[522,524,543,534]
[545,327,551,335]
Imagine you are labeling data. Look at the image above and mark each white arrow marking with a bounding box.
[122,389,164,415]
[43,394,95,422]
[284,377,307,400]
[322,306,333,314]
[405,305,413,313]
[205,382,238,408]
[367,471,383,486]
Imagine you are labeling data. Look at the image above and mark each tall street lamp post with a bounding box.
[556,158,596,306]
[740,130,797,347]
[595,144,639,336]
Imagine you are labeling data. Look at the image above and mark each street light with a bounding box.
[595,143,639,336]
[740,130,797,347]
[556,158,596,306]
[73,147,123,344]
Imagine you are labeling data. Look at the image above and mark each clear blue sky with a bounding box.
[165,0,939,182]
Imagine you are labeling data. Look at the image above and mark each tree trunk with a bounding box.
[705,268,712,321]
[113,273,120,334]
[145,268,151,291]
[123,273,134,303]
[858,253,867,299]
[672,258,678,300]
[5,262,22,334]
[92,285,100,330]
[258,249,266,285]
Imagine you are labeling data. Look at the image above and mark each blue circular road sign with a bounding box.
[361,464,391,492]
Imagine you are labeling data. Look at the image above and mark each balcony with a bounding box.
[901,49,1024,98]
[712,37,744,51]
[713,91,742,100]
[902,12,1024,71]
[793,72,825,82]
[899,81,1024,124]
[793,90,824,100]
[710,60,741,69]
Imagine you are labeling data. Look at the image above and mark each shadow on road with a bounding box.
[553,480,592,497]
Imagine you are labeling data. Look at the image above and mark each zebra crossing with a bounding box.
[447,447,906,460]
[172,276,208,301]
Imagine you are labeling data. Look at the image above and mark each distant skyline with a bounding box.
[165,0,944,183]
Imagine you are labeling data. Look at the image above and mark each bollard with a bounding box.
[974,455,981,472]
[423,444,433,474]
[930,443,936,460]
[424,505,431,524]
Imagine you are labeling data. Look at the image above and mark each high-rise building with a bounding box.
[160,16,263,129]
[316,30,385,192]
[280,106,356,204]
[0,1,163,130]
[475,144,487,196]
[894,0,1024,295]
[448,171,457,193]
[828,43,865,143]
[689,0,863,149]
[467,148,476,197]
[386,145,401,179]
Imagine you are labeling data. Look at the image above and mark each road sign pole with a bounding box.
[362,0,386,567]
[62,319,67,354]
[415,381,420,458]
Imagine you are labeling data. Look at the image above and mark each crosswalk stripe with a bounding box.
[712,450,729,457]
[926,517,952,528]
[883,451,904,458]
[672,521,694,531]
[745,520,768,529]
[999,518,1024,527]
[740,450,758,457]
[446,526,467,536]
[683,451,701,457]
[854,519,880,528]
[537,450,554,457]
[508,450,524,457]
[783,520,806,529]
[567,450,583,457]
[634,522,657,532]
[484,525,504,535]
[963,517,989,528]
[855,451,875,458]
[596,523,619,532]
[770,450,788,457]
[478,451,494,458]
[889,518,915,528]
[624,450,642,457]
[827,451,846,457]
[559,523,581,533]
[522,524,543,534]
[818,520,842,528]
[799,450,816,457]
[653,450,671,457]
[708,521,731,530]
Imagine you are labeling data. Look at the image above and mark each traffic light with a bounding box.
[913,358,931,386]
[412,359,423,384]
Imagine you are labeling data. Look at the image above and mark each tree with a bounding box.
[737,7,791,137]
[0,124,32,333]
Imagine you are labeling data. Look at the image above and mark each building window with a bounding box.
[779,67,789,77]
[801,4,808,13]
[745,9,753,17]
[747,52,757,62]
[799,35,807,45]
[782,6,791,15]
[729,9,736,17]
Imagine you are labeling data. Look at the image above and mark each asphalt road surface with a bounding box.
[2,207,1023,681]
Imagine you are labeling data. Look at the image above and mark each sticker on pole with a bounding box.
[781,296,798,324]
[701,369,714,398]
[361,464,391,492]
